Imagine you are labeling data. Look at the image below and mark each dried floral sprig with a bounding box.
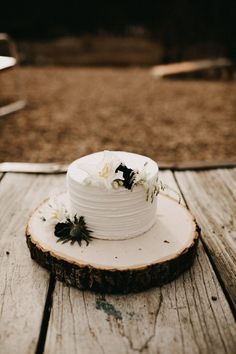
[113,164,181,204]
[152,180,182,204]
[54,215,93,246]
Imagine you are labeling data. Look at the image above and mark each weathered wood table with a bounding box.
[0,164,235,354]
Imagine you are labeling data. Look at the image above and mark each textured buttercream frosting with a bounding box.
[67,151,159,240]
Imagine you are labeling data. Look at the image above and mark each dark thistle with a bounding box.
[54,216,93,246]
[115,163,136,190]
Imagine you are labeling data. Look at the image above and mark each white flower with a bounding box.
[79,150,124,189]
[133,161,149,185]
[42,198,69,227]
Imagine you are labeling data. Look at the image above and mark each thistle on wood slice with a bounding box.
[54,216,93,246]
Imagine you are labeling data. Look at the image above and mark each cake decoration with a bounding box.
[79,150,124,189]
[79,150,160,202]
[54,215,93,246]
[40,198,69,226]
[40,198,92,246]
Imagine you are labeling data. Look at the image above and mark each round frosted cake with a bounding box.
[67,151,159,240]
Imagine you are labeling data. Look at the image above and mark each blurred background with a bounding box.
[0,0,235,163]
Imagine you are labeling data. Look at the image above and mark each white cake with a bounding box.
[67,151,159,240]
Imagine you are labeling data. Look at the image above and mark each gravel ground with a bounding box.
[0,67,235,164]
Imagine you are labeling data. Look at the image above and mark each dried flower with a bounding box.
[55,215,93,246]
[115,163,136,190]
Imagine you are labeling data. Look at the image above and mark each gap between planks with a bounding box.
[0,172,4,182]
[35,275,56,354]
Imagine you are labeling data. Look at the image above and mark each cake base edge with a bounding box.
[25,225,200,294]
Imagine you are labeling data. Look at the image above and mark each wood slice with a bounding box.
[26,193,199,293]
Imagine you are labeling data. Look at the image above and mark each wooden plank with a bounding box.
[0,100,26,117]
[151,58,232,79]
[0,55,16,71]
[1,161,235,174]
[0,162,68,174]
[172,160,236,171]
[44,171,236,354]
[175,168,236,310]
[0,173,65,354]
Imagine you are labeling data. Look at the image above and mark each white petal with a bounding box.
[114,170,124,180]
